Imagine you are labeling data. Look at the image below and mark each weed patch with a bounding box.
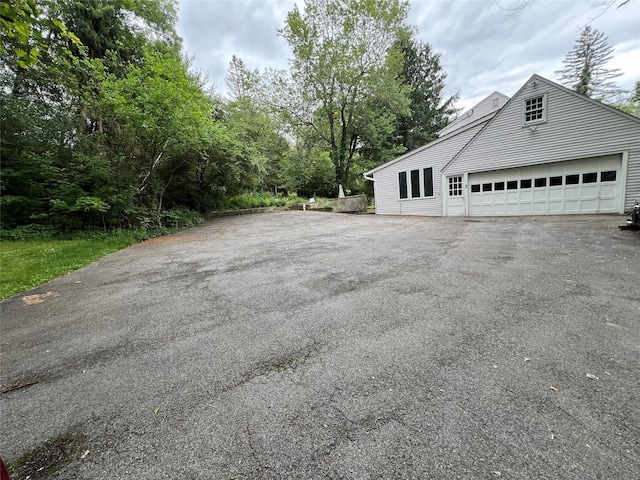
[8,432,88,480]
[216,192,306,210]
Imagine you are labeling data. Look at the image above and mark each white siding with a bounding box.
[439,92,509,137]
[444,76,640,211]
[372,124,485,216]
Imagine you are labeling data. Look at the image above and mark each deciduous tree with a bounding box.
[277,0,411,191]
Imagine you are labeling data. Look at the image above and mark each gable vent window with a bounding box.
[523,94,547,125]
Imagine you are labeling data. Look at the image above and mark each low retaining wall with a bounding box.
[307,194,368,213]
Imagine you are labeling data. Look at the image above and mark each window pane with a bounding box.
[520,179,532,188]
[411,169,420,198]
[583,172,597,183]
[550,176,563,186]
[507,181,518,190]
[495,182,505,191]
[566,174,579,185]
[535,177,547,187]
[399,172,407,199]
[601,170,616,182]
[449,176,462,196]
[482,183,492,192]
[524,96,544,123]
[471,184,481,193]
[423,167,434,196]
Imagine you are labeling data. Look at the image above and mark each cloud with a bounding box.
[177,0,293,92]
[176,0,640,108]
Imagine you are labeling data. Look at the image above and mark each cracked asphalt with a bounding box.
[1,211,639,479]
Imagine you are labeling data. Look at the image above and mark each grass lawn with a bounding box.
[0,235,138,301]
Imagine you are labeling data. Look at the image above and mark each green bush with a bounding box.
[1,224,58,240]
[216,192,306,210]
[159,208,205,229]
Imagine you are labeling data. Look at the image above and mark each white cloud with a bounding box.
[176,0,640,107]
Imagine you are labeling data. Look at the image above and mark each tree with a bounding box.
[99,45,215,225]
[555,26,623,102]
[0,0,80,68]
[395,35,459,151]
[277,0,411,191]
[610,81,640,116]
[225,55,255,101]
[0,0,221,231]
[504,0,632,23]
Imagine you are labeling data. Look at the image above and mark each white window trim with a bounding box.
[448,175,463,197]
[522,93,547,126]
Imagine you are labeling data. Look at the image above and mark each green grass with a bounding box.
[0,234,138,301]
[217,192,306,210]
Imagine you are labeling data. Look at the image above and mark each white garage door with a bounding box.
[468,155,622,216]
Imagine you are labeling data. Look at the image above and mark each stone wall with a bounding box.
[307,194,368,213]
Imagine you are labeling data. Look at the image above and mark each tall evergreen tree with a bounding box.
[396,36,458,151]
[225,55,254,101]
[555,26,623,102]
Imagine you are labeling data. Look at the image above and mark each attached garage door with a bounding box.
[468,155,622,216]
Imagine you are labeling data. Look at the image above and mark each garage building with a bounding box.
[365,74,640,217]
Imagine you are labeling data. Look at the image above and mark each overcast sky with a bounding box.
[176,0,640,111]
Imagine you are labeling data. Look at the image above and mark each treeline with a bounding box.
[1,0,458,234]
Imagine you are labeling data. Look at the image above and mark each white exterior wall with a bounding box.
[439,92,509,137]
[371,124,485,216]
[444,76,640,211]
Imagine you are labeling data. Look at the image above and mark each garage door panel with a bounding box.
[494,204,507,215]
[549,200,563,212]
[565,187,580,199]
[482,205,494,215]
[520,203,533,213]
[520,191,533,201]
[564,200,580,212]
[599,198,616,210]
[467,155,621,216]
[549,189,563,200]
[534,190,547,200]
[506,203,519,214]
[533,202,547,213]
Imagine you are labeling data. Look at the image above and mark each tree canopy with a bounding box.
[1,0,460,234]
[395,35,459,151]
[277,0,412,191]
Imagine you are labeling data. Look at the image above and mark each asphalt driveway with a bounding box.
[1,212,639,479]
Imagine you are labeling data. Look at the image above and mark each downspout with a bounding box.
[363,173,378,215]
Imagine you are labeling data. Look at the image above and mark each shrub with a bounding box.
[216,192,306,210]
[0,224,57,240]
